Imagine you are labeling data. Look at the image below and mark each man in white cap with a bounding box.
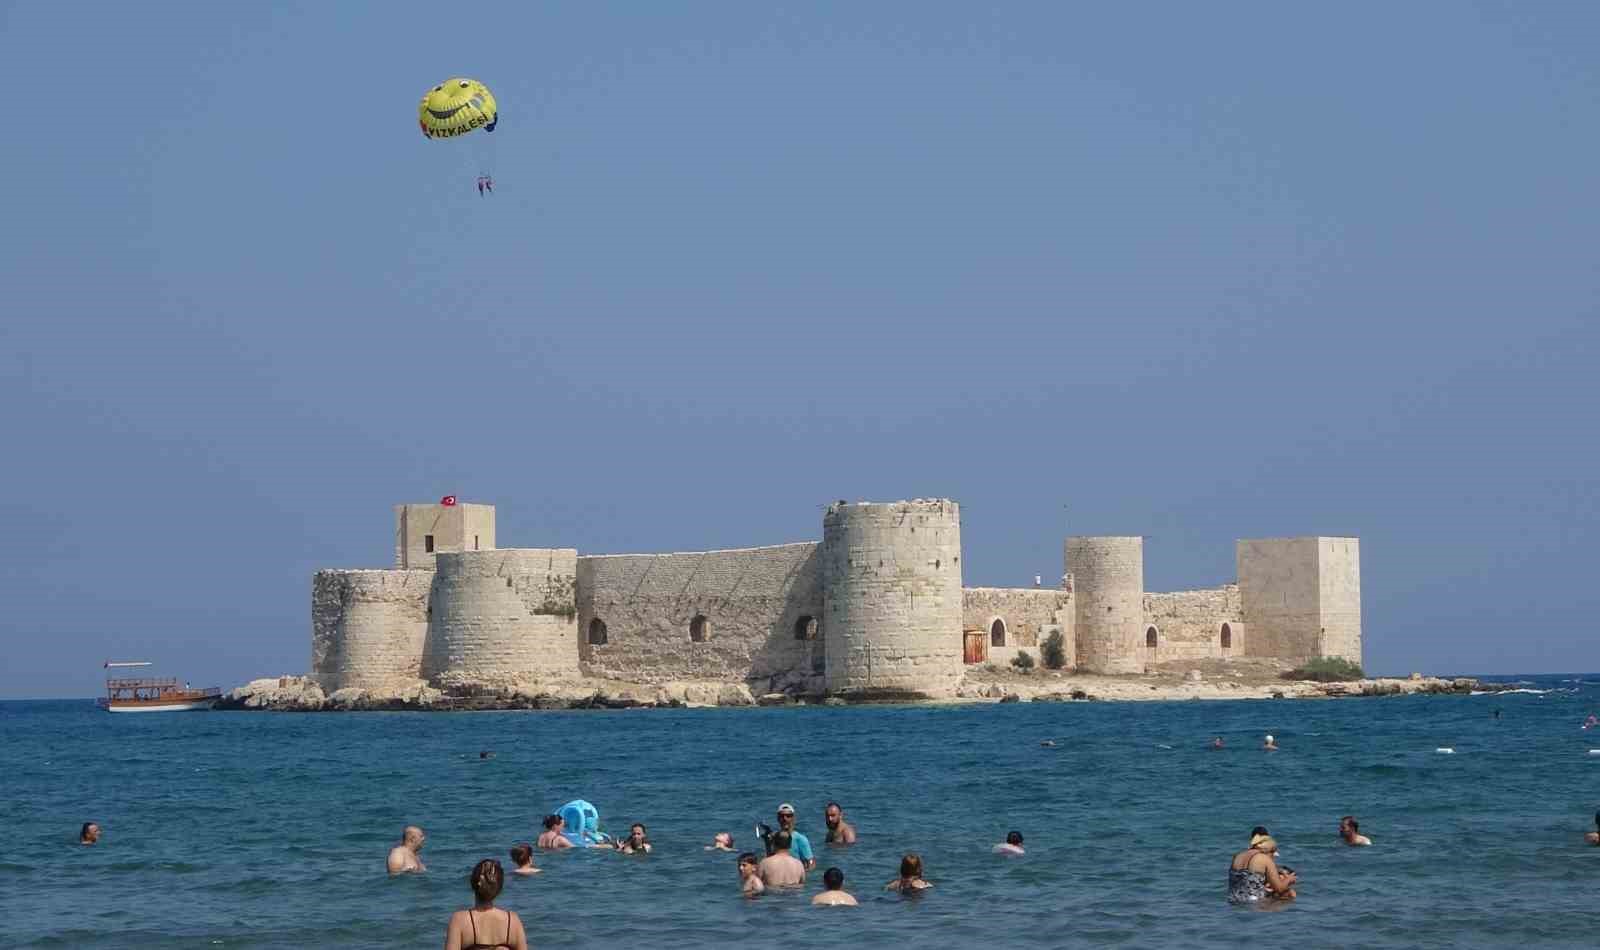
[1262,734,1279,751]
[775,803,815,870]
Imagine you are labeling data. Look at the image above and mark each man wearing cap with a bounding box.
[775,803,815,870]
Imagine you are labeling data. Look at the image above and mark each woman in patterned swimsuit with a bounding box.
[1228,833,1297,904]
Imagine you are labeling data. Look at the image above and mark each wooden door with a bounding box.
[963,629,987,664]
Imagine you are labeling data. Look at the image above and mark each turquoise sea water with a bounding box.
[4,677,1599,948]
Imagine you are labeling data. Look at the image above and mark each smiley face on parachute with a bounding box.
[418,78,498,138]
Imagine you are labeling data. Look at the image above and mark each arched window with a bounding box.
[990,618,1007,647]
[1146,626,1158,649]
[690,615,710,642]
[794,616,818,641]
[588,618,608,645]
[1220,623,1232,651]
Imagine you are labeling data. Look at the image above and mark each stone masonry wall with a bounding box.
[961,587,1072,666]
[576,543,823,689]
[1237,538,1321,660]
[1317,538,1362,664]
[1142,585,1243,663]
[311,569,434,690]
[421,549,579,689]
[822,500,964,697]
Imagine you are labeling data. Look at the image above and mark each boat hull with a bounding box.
[103,699,216,713]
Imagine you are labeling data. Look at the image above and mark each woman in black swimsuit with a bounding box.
[445,859,527,950]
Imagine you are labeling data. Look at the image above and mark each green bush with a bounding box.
[1011,651,1035,672]
[1041,630,1067,669]
[1282,656,1365,682]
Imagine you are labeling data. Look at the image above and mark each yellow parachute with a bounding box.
[418,78,498,139]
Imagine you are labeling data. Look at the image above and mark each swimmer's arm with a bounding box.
[841,825,857,844]
[387,848,409,874]
[1262,860,1295,894]
[444,911,466,950]
[509,911,528,950]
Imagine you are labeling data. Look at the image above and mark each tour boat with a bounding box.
[98,661,221,713]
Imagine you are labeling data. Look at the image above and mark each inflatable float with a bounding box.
[557,799,612,846]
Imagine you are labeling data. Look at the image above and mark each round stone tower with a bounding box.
[311,569,434,691]
[421,549,580,690]
[1066,536,1145,674]
[821,499,963,698]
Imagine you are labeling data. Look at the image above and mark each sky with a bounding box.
[2,2,1597,698]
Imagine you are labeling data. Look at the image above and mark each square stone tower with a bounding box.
[394,503,496,569]
[1236,537,1361,664]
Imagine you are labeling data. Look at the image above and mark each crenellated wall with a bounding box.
[421,549,580,689]
[822,500,964,697]
[575,543,823,687]
[1141,585,1242,662]
[311,569,433,690]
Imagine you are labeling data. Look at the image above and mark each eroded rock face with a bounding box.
[717,684,755,707]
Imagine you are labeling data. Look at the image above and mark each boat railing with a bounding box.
[105,677,182,690]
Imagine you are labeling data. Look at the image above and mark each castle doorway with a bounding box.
[963,629,987,665]
[990,618,1007,648]
[1220,622,1232,655]
[1146,626,1159,656]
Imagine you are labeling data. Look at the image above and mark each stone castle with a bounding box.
[310,499,1361,699]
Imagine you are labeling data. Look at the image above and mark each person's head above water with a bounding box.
[713,832,733,849]
[823,867,845,890]
[899,853,924,879]
[738,852,759,873]
[777,803,796,826]
[1005,831,1023,847]
[825,802,844,827]
[1251,835,1279,854]
[629,823,647,840]
[509,843,532,867]
[402,825,425,850]
[770,830,793,852]
[79,822,100,845]
[470,859,504,904]
[542,814,562,831]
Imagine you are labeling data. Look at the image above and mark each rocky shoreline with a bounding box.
[216,671,1486,712]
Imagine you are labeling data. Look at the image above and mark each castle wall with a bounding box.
[421,548,579,688]
[961,588,1072,665]
[1141,585,1242,662]
[1067,537,1145,674]
[394,503,496,570]
[1237,538,1320,659]
[1317,538,1362,663]
[575,543,823,688]
[310,569,433,690]
[822,500,964,697]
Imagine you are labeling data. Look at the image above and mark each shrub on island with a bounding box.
[1040,630,1067,670]
[1012,651,1035,673]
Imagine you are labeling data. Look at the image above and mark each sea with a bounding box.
[3,674,1598,949]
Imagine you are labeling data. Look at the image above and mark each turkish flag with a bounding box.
[440,495,458,507]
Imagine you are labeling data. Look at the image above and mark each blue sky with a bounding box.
[2,2,1596,697]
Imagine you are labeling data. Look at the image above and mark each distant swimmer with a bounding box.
[708,832,735,852]
[1586,812,1599,846]
[1493,708,1502,720]
[757,830,806,888]
[993,831,1025,856]
[824,802,856,845]
[537,815,572,850]
[79,822,100,846]
[1584,715,1598,730]
[479,750,494,759]
[444,859,526,950]
[387,825,426,875]
[615,823,652,854]
[509,843,540,875]
[1339,816,1372,847]
[885,853,932,893]
[1040,739,1057,748]
[812,867,859,906]
[738,852,765,897]
[1262,734,1279,752]
[1211,737,1225,750]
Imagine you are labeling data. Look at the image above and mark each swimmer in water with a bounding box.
[1586,812,1599,846]
[1584,715,1598,730]
[708,832,735,851]
[508,843,540,875]
[79,822,100,846]
[479,750,494,759]
[444,859,526,950]
[1339,815,1372,847]
[885,852,932,893]
[824,802,856,845]
[811,867,858,906]
[387,825,426,875]
[1262,734,1279,751]
[614,823,651,854]
[993,831,1024,856]
[757,831,806,888]
[1211,737,1225,750]
[738,852,765,897]
[536,815,572,850]
[1040,739,1057,748]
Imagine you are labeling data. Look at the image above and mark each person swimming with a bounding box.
[536,815,572,851]
[707,832,735,851]
[508,843,539,875]
[885,853,932,893]
[1262,734,1279,751]
[79,822,100,846]
[993,831,1024,855]
[738,851,765,897]
[1586,811,1599,846]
